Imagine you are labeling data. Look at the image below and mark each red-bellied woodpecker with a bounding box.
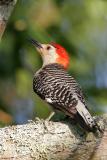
[29,38,99,132]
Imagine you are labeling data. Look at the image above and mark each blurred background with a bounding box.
[0,0,107,126]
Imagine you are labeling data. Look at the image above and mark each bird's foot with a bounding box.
[45,111,55,121]
[34,117,44,123]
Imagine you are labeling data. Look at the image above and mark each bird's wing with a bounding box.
[34,64,95,128]
[43,64,86,105]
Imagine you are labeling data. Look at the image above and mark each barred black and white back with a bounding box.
[33,63,97,131]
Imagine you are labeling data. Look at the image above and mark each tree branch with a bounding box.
[0,115,106,160]
[0,0,17,40]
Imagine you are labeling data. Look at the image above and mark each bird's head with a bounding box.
[29,38,70,69]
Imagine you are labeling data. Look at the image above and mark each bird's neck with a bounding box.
[56,57,69,69]
[42,58,69,70]
[42,63,66,71]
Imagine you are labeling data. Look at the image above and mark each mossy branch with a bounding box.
[0,115,107,160]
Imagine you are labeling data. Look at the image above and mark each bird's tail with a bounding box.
[75,98,98,132]
[75,112,97,132]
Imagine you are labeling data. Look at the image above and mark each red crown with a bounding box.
[50,42,69,60]
[50,42,70,69]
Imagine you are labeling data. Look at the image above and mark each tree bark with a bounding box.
[0,115,107,160]
[0,0,17,40]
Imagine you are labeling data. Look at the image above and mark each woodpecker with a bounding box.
[29,38,99,132]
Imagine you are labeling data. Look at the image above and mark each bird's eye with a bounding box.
[47,46,51,50]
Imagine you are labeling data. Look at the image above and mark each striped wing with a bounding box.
[33,64,95,128]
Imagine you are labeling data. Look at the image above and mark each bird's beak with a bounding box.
[28,38,43,49]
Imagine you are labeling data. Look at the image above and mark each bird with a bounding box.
[29,38,100,132]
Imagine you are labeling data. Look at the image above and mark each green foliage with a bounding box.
[0,0,107,125]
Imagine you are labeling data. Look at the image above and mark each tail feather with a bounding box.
[75,96,96,131]
[75,113,97,132]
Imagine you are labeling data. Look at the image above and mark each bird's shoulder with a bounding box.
[40,63,80,88]
[34,63,86,105]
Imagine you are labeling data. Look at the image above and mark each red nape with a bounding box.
[50,42,70,69]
